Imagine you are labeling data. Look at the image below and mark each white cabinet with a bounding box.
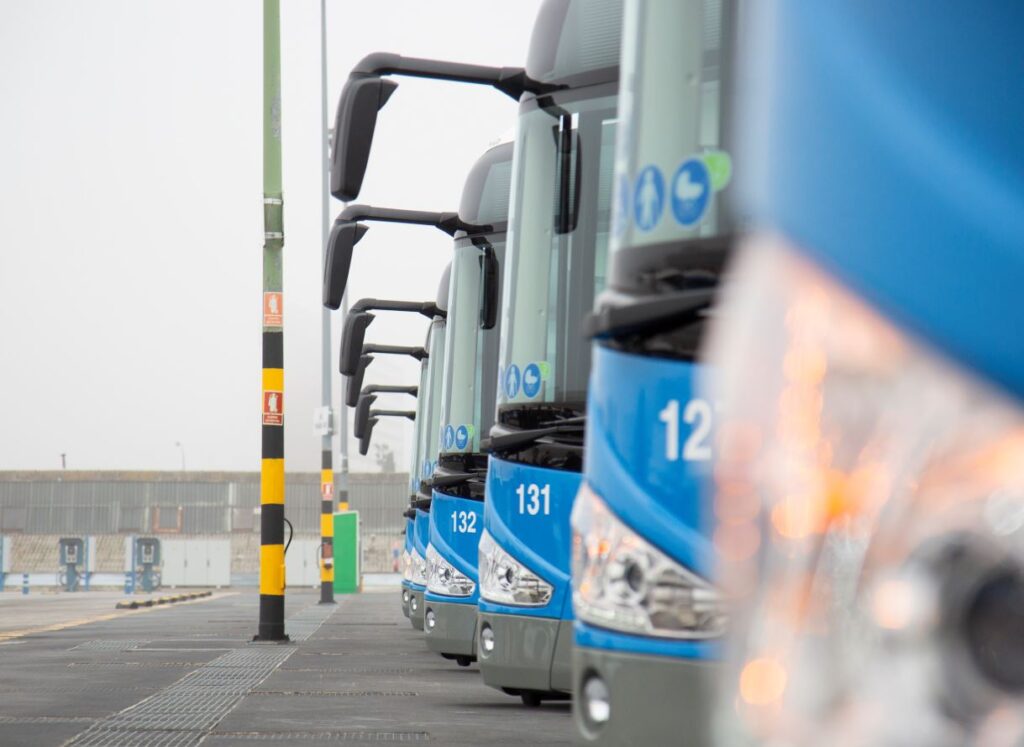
[285,539,321,588]
[161,538,230,587]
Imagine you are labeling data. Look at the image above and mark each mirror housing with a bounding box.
[358,417,378,456]
[330,77,399,201]
[345,355,373,407]
[323,220,369,309]
[340,312,375,375]
[353,394,377,439]
[479,245,499,330]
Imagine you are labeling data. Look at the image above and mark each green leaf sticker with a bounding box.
[466,425,475,438]
[702,151,732,192]
[537,361,551,378]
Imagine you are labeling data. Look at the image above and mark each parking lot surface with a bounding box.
[0,587,574,746]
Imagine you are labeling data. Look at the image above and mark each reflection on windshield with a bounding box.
[438,238,506,456]
[498,93,617,409]
[418,319,446,484]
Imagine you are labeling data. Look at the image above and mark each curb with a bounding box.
[115,591,213,610]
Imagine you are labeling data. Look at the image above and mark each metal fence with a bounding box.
[0,472,410,537]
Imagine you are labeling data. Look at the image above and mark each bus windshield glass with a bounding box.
[497,91,618,410]
[611,0,737,256]
[418,318,446,485]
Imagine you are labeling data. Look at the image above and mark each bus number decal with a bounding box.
[659,398,713,462]
[516,483,551,516]
[451,511,477,534]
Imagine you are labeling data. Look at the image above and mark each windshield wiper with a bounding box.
[484,416,585,454]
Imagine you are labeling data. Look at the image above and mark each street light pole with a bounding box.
[256,0,287,642]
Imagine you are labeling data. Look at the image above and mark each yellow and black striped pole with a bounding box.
[257,0,287,642]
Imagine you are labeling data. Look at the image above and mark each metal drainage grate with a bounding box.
[252,690,418,697]
[204,732,430,743]
[70,639,150,651]
[0,716,95,725]
[67,604,337,746]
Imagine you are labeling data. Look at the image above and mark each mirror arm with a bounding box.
[351,297,443,319]
[369,409,416,421]
[351,52,558,100]
[338,204,490,238]
[361,344,429,361]
[362,384,418,397]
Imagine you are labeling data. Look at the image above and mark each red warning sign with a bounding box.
[263,292,283,327]
[263,390,283,426]
[321,482,334,501]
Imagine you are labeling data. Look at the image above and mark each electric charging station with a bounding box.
[58,537,85,592]
[135,537,162,592]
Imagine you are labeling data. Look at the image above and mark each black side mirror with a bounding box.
[358,418,378,456]
[323,220,369,309]
[353,394,377,439]
[479,245,499,330]
[340,312,375,375]
[346,355,373,407]
[330,77,399,201]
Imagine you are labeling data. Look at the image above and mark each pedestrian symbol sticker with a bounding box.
[522,363,542,399]
[504,364,521,400]
[455,425,469,450]
[671,158,711,227]
[321,482,333,501]
[634,165,665,232]
[444,425,456,450]
[263,292,283,328]
[263,390,283,426]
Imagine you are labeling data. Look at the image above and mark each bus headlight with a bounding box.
[409,547,428,587]
[572,483,725,639]
[426,544,476,597]
[479,530,553,606]
[707,238,1024,746]
[401,550,412,582]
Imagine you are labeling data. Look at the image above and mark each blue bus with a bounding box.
[423,139,512,665]
[478,0,623,706]
[570,1,737,740]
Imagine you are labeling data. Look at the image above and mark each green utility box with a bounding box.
[332,511,361,594]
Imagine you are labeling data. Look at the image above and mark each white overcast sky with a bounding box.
[0,1,541,473]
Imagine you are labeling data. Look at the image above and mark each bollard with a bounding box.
[22,573,29,595]
[124,570,135,596]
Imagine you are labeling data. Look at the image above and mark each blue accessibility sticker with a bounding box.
[443,425,456,450]
[455,425,469,450]
[633,165,665,232]
[504,364,521,399]
[671,157,711,227]
[522,363,542,398]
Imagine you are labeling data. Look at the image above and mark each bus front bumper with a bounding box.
[572,646,716,745]
[423,599,477,657]
[476,611,572,693]
[409,588,425,631]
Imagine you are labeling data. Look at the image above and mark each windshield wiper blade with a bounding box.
[485,421,585,454]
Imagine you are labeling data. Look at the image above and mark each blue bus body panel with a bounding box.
[578,345,715,658]
[425,490,483,606]
[586,345,714,578]
[575,621,718,660]
[479,455,580,620]
[402,518,414,591]
[741,2,1024,400]
[410,509,430,592]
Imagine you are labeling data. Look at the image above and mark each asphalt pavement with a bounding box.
[0,586,574,746]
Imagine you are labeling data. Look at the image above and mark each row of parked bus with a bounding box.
[322,0,1024,745]
[320,1,723,741]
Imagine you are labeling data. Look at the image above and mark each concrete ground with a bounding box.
[0,585,574,746]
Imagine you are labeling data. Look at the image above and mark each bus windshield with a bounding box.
[611,0,738,256]
[418,318,446,487]
[497,90,618,411]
